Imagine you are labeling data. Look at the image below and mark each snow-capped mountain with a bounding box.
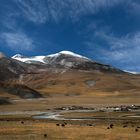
[124,70,140,75]
[12,54,46,64]
[11,50,123,73]
[47,51,90,60]
[12,54,27,58]
[12,51,90,65]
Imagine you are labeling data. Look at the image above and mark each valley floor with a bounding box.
[0,118,140,140]
[0,97,140,140]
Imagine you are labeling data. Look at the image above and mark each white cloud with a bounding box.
[1,14,18,31]
[14,0,124,24]
[127,1,140,17]
[0,32,34,51]
[87,31,140,71]
[15,0,49,24]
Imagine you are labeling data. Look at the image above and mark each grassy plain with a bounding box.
[0,71,140,139]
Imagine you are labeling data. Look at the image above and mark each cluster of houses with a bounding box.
[54,106,95,111]
[100,105,140,112]
[54,105,140,112]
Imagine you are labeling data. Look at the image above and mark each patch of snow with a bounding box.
[124,70,140,74]
[47,50,90,60]
[12,51,91,64]
[12,54,25,58]
[12,55,46,63]
[60,50,90,59]
[47,53,60,57]
[60,51,83,57]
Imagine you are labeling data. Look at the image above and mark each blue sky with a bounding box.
[0,0,140,71]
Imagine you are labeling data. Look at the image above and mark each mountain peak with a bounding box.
[11,50,92,66]
[59,51,86,58]
[47,50,90,60]
[0,52,6,58]
[10,50,123,73]
[12,54,26,59]
[59,50,80,55]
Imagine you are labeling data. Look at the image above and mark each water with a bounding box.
[32,110,96,120]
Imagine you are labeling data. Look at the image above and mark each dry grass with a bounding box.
[0,119,140,140]
[2,70,140,108]
[0,70,140,139]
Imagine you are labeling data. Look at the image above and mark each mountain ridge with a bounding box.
[12,51,90,64]
[0,50,140,103]
[11,50,123,73]
[11,51,140,74]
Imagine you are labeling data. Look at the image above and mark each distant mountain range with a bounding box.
[11,51,123,73]
[0,50,140,102]
[12,51,90,64]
